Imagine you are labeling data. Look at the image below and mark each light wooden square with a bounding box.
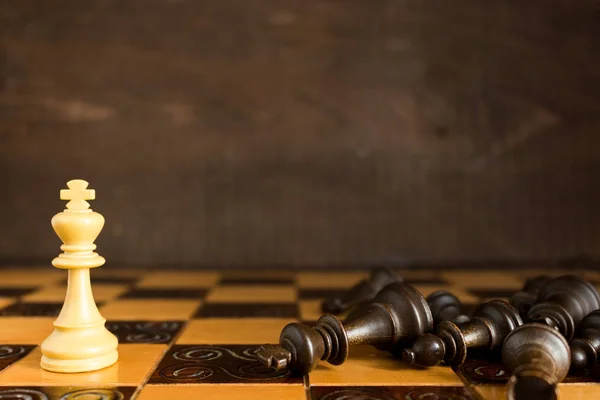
[474,386,506,400]
[296,272,367,289]
[0,318,54,344]
[0,270,62,287]
[0,344,166,386]
[136,272,219,288]
[205,285,296,303]
[557,384,600,398]
[396,270,441,281]
[299,300,323,321]
[100,299,201,320]
[176,318,297,344]
[0,298,14,310]
[442,272,523,289]
[309,345,463,386]
[22,284,128,303]
[137,384,305,400]
[92,269,144,278]
[518,269,568,279]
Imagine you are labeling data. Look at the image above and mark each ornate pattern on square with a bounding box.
[0,386,136,399]
[310,386,477,400]
[148,344,302,384]
[0,287,37,297]
[454,355,509,385]
[457,354,600,386]
[105,320,185,344]
[194,303,298,318]
[0,302,65,317]
[119,288,208,299]
[0,345,35,373]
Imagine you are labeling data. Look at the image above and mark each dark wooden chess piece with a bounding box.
[426,290,470,325]
[526,275,600,340]
[569,309,600,372]
[509,275,552,317]
[321,266,400,314]
[502,323,570,400]
[256,282,433,375]
[402,299,522,367]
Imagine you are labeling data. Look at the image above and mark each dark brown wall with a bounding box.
[1,0,599,267]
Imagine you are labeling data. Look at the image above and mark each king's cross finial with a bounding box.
[60,179,95,210]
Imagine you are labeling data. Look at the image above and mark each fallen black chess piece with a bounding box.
[570,309,600,372]
[256,282,434,375]
[501,274,600,400]
[403,299,522,367]
[502,323,570,400]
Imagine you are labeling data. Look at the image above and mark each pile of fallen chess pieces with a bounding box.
[256,267,600,400]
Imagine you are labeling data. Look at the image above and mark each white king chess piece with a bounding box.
[40,179,118,373]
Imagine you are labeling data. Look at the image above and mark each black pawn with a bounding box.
[527,275,600,340]
[426,290,469,325]
[256,282,433,375]
[570,309,600,371]
[509,275,552,317]
[402,300,522,367]
[502,323,570,400]
[321,266,400,314]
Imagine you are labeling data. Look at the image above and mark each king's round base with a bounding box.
[40,350,118,373]
[40,319,119,374]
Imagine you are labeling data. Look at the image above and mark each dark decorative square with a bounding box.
[467,289,518,299]
[298,288,349,300]
[457,352,600,385]
[0,345,36,372]
[119,288,208,299]
[0,386,136,400]
[454,355,509,385]
[310,386,477,400]
[0,302,64,317]
[194,303,298,318]
[105,320,185,344]
[93,276,140,285]
[148,344,303,384]
[0,287,37,297]
[220,277,295,285]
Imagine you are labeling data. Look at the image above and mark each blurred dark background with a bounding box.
[1,0,599,268]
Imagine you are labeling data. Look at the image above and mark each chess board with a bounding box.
[0,266,599,400]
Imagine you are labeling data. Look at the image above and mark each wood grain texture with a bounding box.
[0,0,599,267]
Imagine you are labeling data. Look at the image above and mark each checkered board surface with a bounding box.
[0,267,599,400]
